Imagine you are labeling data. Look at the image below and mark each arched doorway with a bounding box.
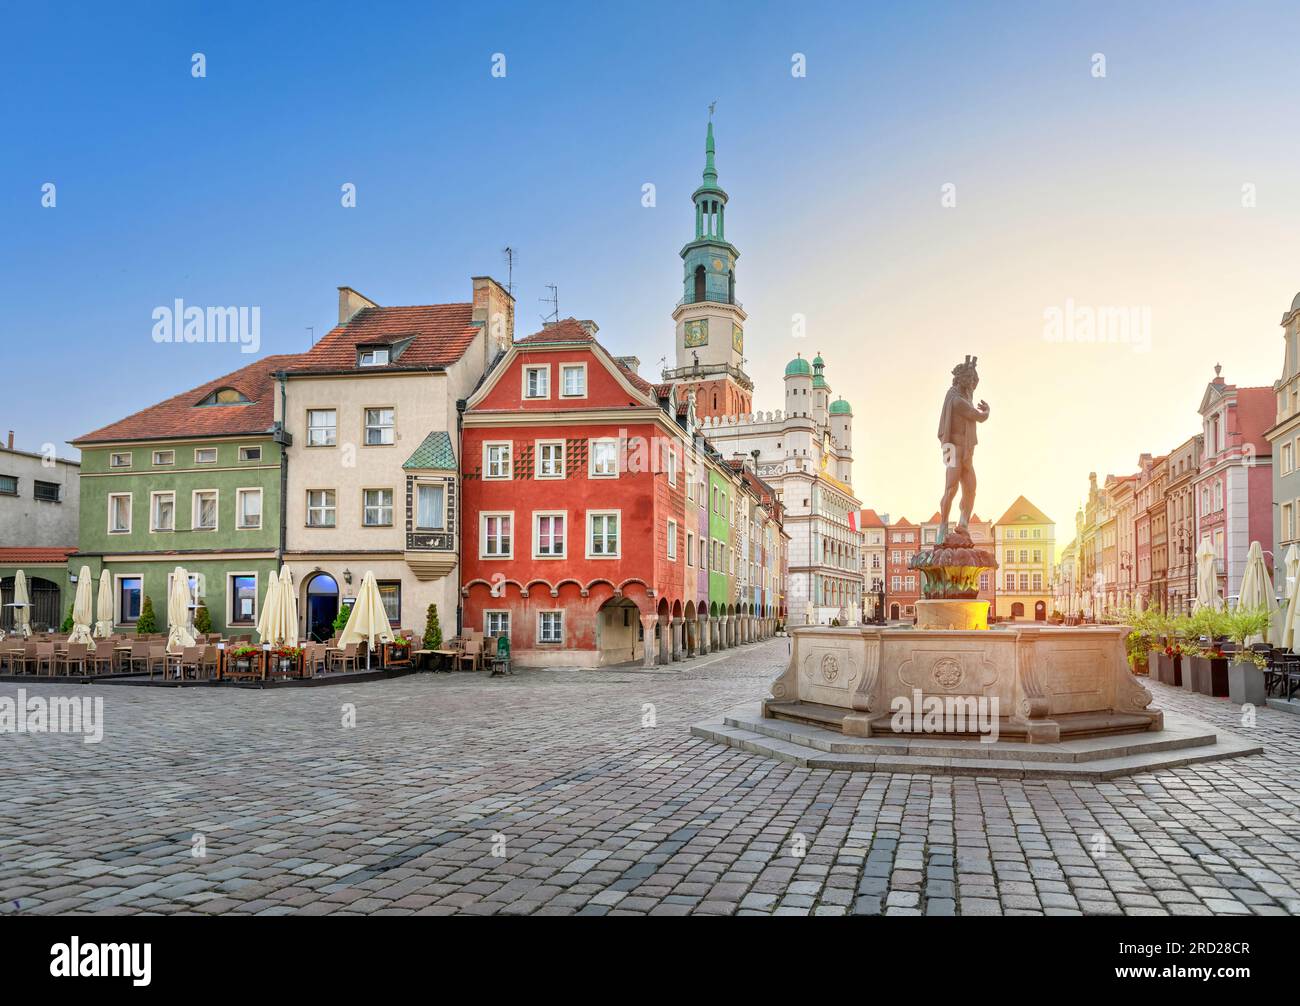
[890,603,900,621]
[2,576,61,630]
[305,572,339,642]
[1034,600,1046,621]
[595,596,641,665]
[1011,602,1025,619]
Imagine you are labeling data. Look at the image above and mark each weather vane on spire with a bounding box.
[708,100,717,120]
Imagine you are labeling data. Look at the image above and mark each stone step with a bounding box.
[691,716,1263,780]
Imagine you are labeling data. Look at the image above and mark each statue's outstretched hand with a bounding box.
[977,400,990,417]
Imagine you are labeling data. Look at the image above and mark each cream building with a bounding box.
[278,278,513,641]
[698,353,863,625]
[993,496,1055,621]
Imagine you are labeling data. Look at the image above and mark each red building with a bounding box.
[885,517,920,621]
[1192,366,1274,603]
[460,318,777,667]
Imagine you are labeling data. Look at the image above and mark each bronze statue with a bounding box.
[937,355,989,542]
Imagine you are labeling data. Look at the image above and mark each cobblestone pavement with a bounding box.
[2,638,1299,916]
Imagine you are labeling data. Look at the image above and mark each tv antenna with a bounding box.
[539,284,558,325]
[502,246,515,297]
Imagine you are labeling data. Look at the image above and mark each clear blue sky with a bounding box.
[4,1,1299,535]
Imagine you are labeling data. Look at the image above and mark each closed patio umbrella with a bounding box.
[94,569,113,638]
[1283,544,1300,650]
[68,565,95,645]
[278,567,298,647]
[1238,540,1276,644]
[256,571,285,645]
[339,571,393,670]
[12,569,30,638]
[1193,538,1221,612]
[166,566,197,653]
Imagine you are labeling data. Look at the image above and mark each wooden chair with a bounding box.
[328,643,359,674]
[200,646,219,680]
[127,640,151,675]
[148,643,168,680]
[175,646,203,681]
[56,643,89,676]
[90,640,116,676]
[29,642,55,676]
[458,638,482,672]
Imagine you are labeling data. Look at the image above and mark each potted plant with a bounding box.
[1225,606,1271,705]
[1185,609,1230,696]
[271,645,304,677]
[1121,607,1161,676]
[229,643,261,676]
[136,595,158,635]
[388,636,412,667]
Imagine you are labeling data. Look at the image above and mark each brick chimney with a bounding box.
[614,355,641,375]
[338,286,379,325]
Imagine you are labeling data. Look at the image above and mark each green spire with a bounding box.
[703,121,718,186]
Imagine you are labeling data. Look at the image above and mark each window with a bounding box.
[1285,502,1295,542]
[33,481,59,502]
[1005,573,1015,591]
[195,448,217,464]
[416,484,445,530]
[151,492,175,532]
[118,576,142,623]
[193,490,218,530]
[229,574,257,625]
[485,442,512,479]
[1019,549,1029,563]
[1019,574,1030,591]
[891,576,901,590]
[109,493,132,533]
[307,409,337,447]
[363,488,394,526]
[590,439,618,477]
[1032,550,1042,564]
[482,513,512,557]
[538,611,563,644]
[307,489,336,527]
[561,364,586,397]
[485,611,510,637]
[358,346,390,367]
[588,511,620,557]
[534,513,566,558]
[377,581,401,624]
[666,448,678,486]
[699,537,707,569]
[537,441,564,479]
[152,450,175,466]
[237,488,262,529]
[202,387,249,405]
[667,519,678,560]
[0,475,15,496]
[1032,573,1043,591]
[109,452,132,468]
[687,531,695,566]
[523,365,550,399]
[364,408,395,446]
[239,446,262,462]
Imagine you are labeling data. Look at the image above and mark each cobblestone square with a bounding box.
[2,638,1299,916]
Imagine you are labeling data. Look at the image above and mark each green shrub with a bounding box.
[60,604,74,633]
[194,603,212,635]
[332,603,352,634]
[136,595,158,635]
[423,603,443,650]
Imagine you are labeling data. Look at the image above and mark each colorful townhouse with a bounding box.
[69,355,296,634]
[0,433,80,631]
[884,516,919,621]
[1165,434,1203,612]
[993,496,1054,621]
[1193,365,1273,604]
[459,318,781,668]
[1266,291,1300,595]
[278,278,513,641]
[854,509,887,619]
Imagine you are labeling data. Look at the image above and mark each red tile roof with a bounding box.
[858,509,886,528]
[515,318,653,395]
[285,303,479,374]
[74,354,301,445]
[0,547,77,564]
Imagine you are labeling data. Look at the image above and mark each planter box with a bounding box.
[1188,654,1229,697]
[1156,652,1182,687]
[1227,659,1267,705]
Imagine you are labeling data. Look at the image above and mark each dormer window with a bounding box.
[358,346,390,367]
[201,388,250,406]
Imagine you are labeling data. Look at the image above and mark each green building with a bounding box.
[707,465,733,611]
[70,355,297,635]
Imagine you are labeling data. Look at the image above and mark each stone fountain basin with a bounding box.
[765,624,1161,744]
